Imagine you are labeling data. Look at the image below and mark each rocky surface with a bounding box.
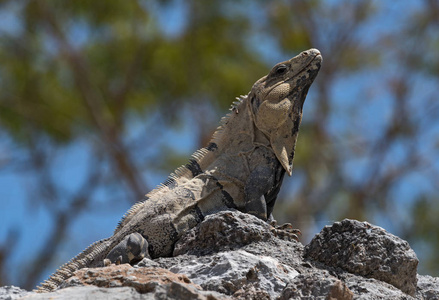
[0,286,29,300]
[304,219,419,295]
[417,275,439,300]
[277,273,354,300]
[3,210,439,299]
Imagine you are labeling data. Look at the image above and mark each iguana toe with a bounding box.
[270,222,301,241]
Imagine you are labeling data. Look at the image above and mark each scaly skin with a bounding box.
[36,49,322,292]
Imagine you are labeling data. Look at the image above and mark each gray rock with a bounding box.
[167,250,299,298]
[23,284,229,300]
[343,273,416,300]
[417,275,439,299]
[22,286,148,300]
[173,210,274,256]
[0,286,29,300]
[135,258,161,268]
[278,273,354,300]
[4,211,439,299]
[304,219,419,296]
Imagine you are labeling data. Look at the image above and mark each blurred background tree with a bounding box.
[0,0,438,290]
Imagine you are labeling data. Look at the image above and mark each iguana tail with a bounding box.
[34,238,110,293]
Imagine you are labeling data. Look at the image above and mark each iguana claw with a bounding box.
[270,222,301,241]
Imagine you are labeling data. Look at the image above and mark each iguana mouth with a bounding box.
[286,51,321,111]
[289,50,321,82]
[302,50,321,67]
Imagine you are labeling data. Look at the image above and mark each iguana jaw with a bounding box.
[250,49,322,175]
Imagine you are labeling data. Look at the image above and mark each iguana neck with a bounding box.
[199,95,269,167]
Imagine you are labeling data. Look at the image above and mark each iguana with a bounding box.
[36,48,322,292]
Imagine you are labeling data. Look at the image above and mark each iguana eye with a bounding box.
[274,64,287,75]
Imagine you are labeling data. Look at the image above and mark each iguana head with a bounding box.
[249,48,322,175]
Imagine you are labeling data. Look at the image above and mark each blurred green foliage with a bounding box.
[0,0,438,289]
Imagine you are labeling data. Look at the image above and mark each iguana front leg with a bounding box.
[244,165,301,241]
[104,232,150,266]
[244,165,273,220]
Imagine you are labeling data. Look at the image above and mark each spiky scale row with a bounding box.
[211,95,247,143]
[35,239,108,292]
[230,96,245,113]
[192,148,209,161]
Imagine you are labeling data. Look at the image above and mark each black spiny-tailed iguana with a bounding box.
[36,48,322,292]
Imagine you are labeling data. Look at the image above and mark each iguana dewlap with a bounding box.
[36,49,322,292]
